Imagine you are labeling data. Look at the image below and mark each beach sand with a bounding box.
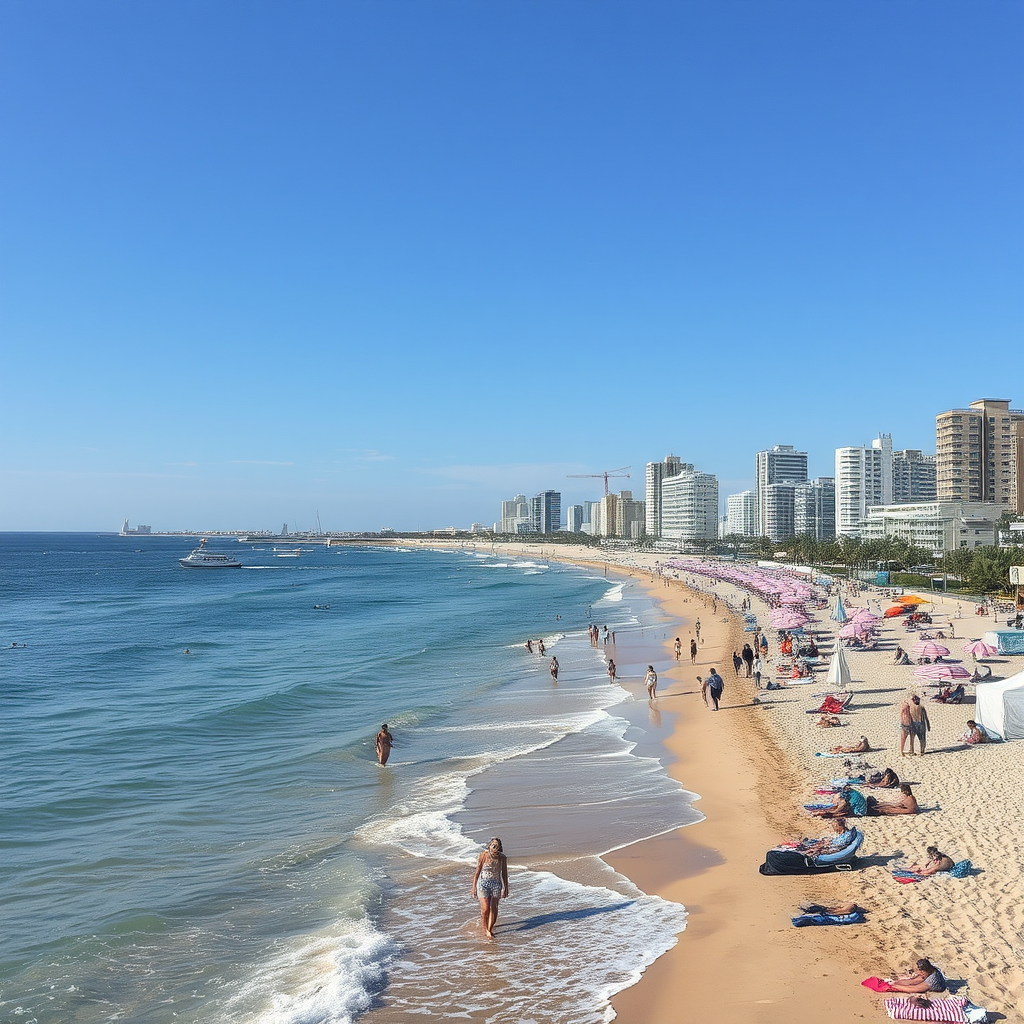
[402,539,1022,1021]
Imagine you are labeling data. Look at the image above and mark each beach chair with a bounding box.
[758,831,864,875]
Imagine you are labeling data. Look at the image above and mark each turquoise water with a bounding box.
[0,535,697,1023]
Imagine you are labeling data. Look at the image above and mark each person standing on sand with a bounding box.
[752,654,763,689]
[375,723,395,766]
[908,694,931,755]
[690,637,698,664]
[472,838,509,939]
[607,659,616,682]
[705,668,724,711]
[674,637,682,661]
[549,655,559,682]
[695,618,701,640]
[732,650,743,675]
[742,643,754,677]
[899,698,913,757]
[645,665,658,699]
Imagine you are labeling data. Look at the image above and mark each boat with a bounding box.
[179,539,243,569]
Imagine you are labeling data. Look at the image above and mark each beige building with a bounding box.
[935,399,1024,512]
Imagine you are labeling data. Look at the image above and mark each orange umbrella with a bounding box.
[885,605,909,618]
[896,595,928,606]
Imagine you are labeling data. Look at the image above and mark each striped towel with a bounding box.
[885,995,967,1021]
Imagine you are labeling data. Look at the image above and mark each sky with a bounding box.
[1,1,1022,532]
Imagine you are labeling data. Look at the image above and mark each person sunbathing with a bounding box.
[816,715,842,728]
[893,646,910,665]
[866,783,919,815]
[829,735,870,754]
[864,767,899,789]
[934,683,966,703]
[971,664,992,683]
[963,720,988,744]
[883,958,947,994]
[800,817,857,854]
[906,846,955,876]
[810,788,854,818]
[799,900,862,916]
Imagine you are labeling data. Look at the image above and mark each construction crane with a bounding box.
[566,466,631,496]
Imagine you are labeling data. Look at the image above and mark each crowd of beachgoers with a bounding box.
[654,557,1022,1022]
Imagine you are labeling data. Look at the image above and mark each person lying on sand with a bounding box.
[829,735,870,754]
[800,901,862,916]
[906,846,955,876]
[816,715,842,728]
[866,784,919,815]
[864,767,899,789]
[810,787,856,818]
[882,958,947,994]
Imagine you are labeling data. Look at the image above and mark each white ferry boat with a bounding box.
[179,539,243,569]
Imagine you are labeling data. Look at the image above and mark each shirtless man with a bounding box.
[907,694,931,755]
[375,723,395,766]
[867,783,919,815]
[899,698,913,757]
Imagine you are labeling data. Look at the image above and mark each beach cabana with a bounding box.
[825,643,852,689]
[830,595,848,623]
[976,670,1024,740]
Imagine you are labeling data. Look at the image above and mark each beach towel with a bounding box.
[847,789,868,816]
[803,803,835,811]
[949,859,972,878]
[863,977,896,992]
[884,995,967,1021]
[791,910,864,927]
[893,860,972,883]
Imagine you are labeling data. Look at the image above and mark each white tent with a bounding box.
[825,643,852,689]
[831,595,848,623]
[975,670,1024,740]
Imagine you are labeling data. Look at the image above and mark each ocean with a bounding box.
[0,534,700,1023]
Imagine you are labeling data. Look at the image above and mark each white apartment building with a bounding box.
[858,501,1002,555]
[661,467,719,542]
[499,494,533,534]
[794,477,836,541]
[644,454,683,538]
[835,434,893,538]
[755,446,808,538]
[725,490,757,537]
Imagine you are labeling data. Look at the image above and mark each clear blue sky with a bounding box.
[2,1,1021,532]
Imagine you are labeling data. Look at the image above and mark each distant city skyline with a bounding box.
[2,4,1021,532]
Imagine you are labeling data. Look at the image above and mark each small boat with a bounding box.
[179,539,243,569]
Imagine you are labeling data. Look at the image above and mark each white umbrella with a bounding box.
[825,643,852,689]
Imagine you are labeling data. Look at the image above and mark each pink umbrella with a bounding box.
[852,609,878,622]
[780,594,806,605]
[912,641,950,659]
[770,610,809,629]
[914,663,971,681]
[962,641,997,660]
[838,622,867,639]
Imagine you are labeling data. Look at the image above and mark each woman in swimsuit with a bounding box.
[906,846,955,876]
[472,837,509,939]
[884,958,947,994]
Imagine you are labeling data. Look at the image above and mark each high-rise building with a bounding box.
[661,466,719,542]
[794,477,836,541]
[644,454,683,538]
[531,491,561,534]
[761,483,796,544]
[725,491,757,537]
[835,434,893,538]
[565,504,584,532]
[936,399,1024,512]
[755,446,808,539]
[893,450,937,504]
[499,494,533,534]
[615,491,646,540]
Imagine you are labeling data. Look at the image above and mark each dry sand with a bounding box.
[405,539,1023,1022]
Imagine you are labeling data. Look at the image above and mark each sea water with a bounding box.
[0,535,700,1023]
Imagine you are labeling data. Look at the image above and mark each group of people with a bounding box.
[588,624,614,645]
[731,643,763,685]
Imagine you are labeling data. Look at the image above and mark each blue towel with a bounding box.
[792,910,865,927]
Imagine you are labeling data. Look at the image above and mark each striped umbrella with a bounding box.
[838,622,869,639]
[962,640,997,660]
[911,641,950,659]
[914,663,971,681]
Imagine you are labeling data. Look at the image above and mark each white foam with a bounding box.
[221,917,396,1024]
[599,584,624,602]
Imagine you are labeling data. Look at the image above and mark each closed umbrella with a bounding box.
[825,643,852,689]
[914,663,971,681]
[911,641,950,659]
[830,595,848,623]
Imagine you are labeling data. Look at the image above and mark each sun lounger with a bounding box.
[758,830,863,875]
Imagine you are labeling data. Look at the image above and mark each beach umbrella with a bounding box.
[770,610,809,629]
[825,643,852,689]
[962,640,997,660]
[780,594,806,605]
[838,622,867,639]
[885,606,909,618]
[911,641,950,659]
[830,595,848,623]
[914,663,971,681]
[852,610,879,624]
[898,595,928,606]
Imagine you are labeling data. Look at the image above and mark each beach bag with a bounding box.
[949,859,972,878]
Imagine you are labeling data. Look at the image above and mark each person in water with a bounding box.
[644,665,658,699]
[471,837,509,939]
[607,659,616,683]
[549,655,559,682]
[375,723,395,766]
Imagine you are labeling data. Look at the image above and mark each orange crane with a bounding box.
[566,466,631,495]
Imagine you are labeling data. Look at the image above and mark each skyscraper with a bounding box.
[661,466,719,542]
[835,434,893,538]
[499,494,533,534]
[936,399,1024,512]
[565,504,584,532]
[755,446,808,539]
[725,491,757,537]
[794,477,836,540]
[893,450,937,504]
[644,454,683,538]
[531,491,561,534]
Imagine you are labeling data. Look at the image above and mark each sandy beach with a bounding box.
[413,539,1023,1023]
